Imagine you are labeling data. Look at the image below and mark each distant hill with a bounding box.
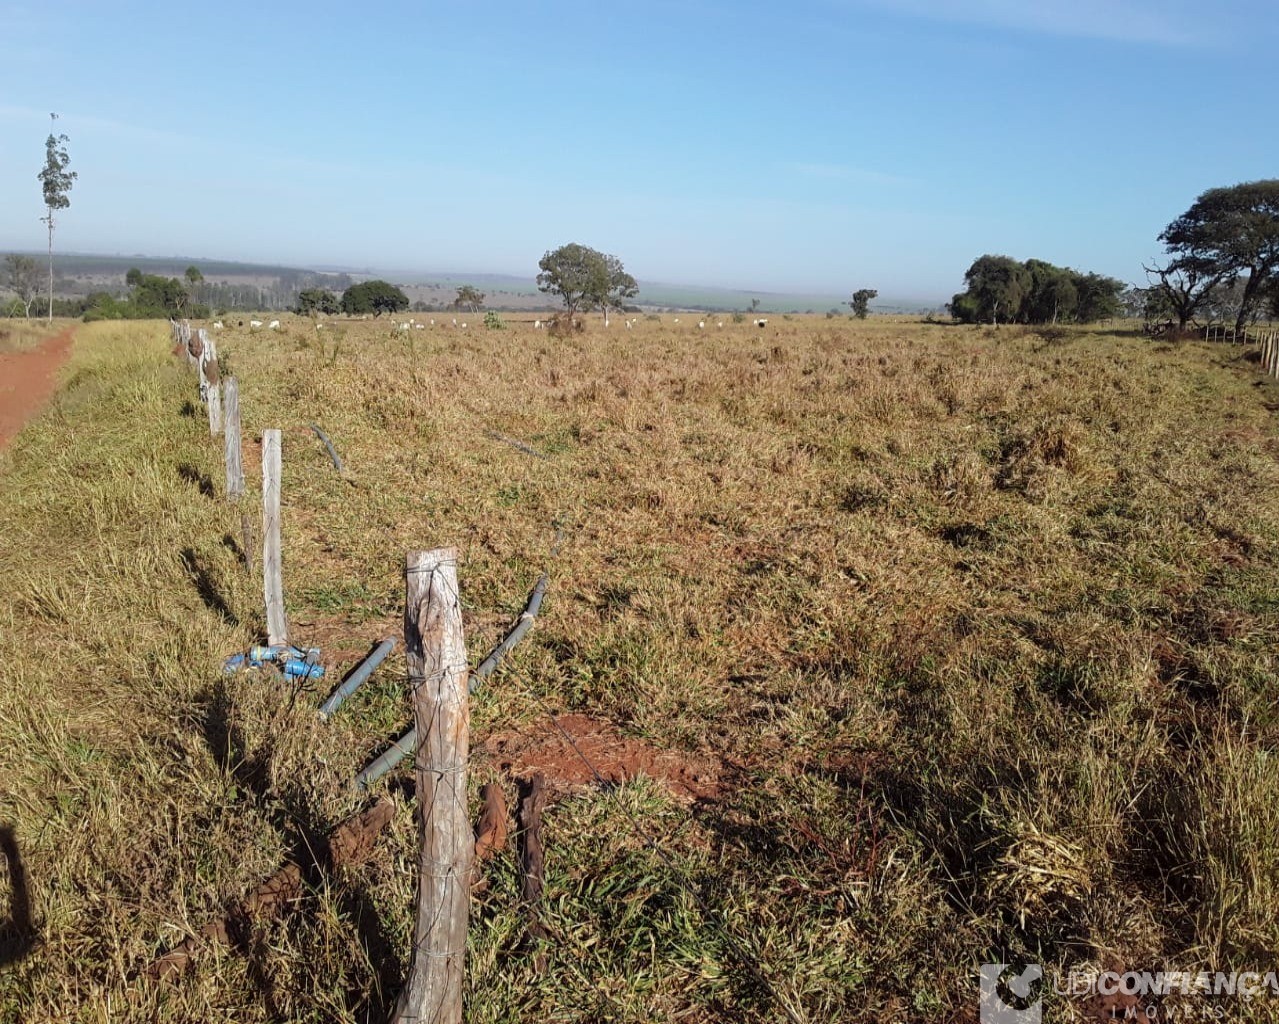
[382,271,940,314]
[7,251,943,313]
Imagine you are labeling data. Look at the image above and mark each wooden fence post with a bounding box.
[224,377,244,500]
[201,331,222,436]
[262,429,288,646]
[392,548,470,1024]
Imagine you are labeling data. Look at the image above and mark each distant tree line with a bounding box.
[950,256,1124,325]
[77,268,212,320]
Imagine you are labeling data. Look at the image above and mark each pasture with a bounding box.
[1,314,1278,1022]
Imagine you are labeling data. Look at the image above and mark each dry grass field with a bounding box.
[0,319,73,355]
[2,314,1278,1022]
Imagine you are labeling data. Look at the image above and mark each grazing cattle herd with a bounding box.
[210,313,779,334]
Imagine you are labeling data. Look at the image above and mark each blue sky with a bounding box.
[1,0,1275,301]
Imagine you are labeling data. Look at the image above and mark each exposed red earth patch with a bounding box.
[0,327,74,451]
[482,713,723,801]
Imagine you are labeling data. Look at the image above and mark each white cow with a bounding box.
[250,320,263,328]
[268,320,280,329]
[755,318,768,327]
[698,321,705,329]
[212,321,223,329]
[398,322,410,331]
[534,320,542,329]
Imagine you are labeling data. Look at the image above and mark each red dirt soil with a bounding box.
[482,713,723,801]
[0,327,74,451]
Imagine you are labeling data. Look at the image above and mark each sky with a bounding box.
[1,0,1276,302]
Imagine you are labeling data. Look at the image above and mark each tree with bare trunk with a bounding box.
[1159,180,1279,334]
[453,284,485,313]
[37,114,76,324]
[4,255,39,318]
[1142,259,1228,331]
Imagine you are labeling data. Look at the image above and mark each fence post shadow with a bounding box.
[0,824,36,966]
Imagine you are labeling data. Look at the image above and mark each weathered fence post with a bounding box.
[262,429,288,646]
[201,331,222,435]
[183,321,197,368]
[392,548,470,1024]
[223,378,244,500]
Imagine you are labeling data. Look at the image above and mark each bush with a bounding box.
[483,311,504,330]
[548,313,584,337]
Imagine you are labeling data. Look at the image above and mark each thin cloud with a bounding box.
[855,0,1240,46]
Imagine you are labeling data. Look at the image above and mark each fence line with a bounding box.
[1249,329,1279,381]
[155,317,820,1024]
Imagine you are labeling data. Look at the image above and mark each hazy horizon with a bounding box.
[18,247,947,310]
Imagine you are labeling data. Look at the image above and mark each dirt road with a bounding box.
[0,327,74,451]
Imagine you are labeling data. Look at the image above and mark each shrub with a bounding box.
[548,313,584,337]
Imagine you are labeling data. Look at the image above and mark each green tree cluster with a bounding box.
[83,270,210,320]
[1150,179,1279,332]
[454,285,485,312]
[536,243,638,322]
[950,255,1123,325]
[295,288,340,316]
[849,288,877,319]
[340,280,409,317]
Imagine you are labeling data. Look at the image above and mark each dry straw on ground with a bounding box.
[1,315,1278,1022]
